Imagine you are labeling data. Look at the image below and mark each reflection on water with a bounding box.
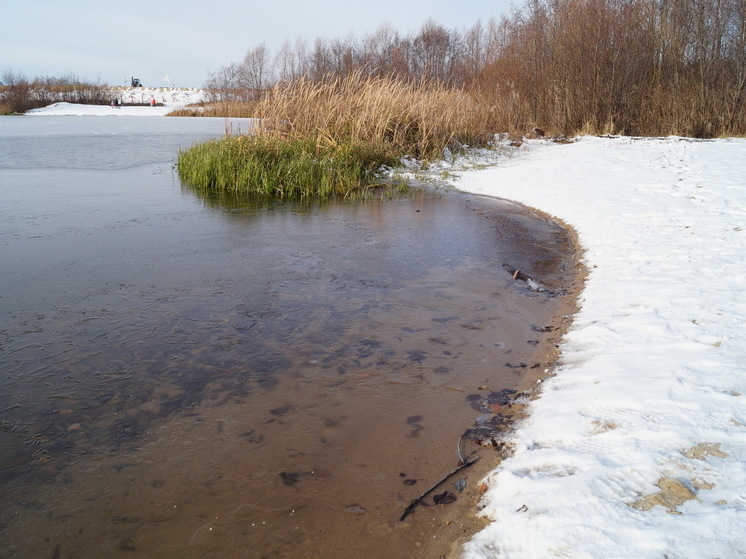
[0,116,576,558]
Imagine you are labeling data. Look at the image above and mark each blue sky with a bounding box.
[1,0,515,88]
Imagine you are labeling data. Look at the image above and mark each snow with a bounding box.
[451,136,746,558]
[25,87,206,116]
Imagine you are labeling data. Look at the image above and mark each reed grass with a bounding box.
[177,73,497,198]
[167,101,261,118]
[252,72,494,158]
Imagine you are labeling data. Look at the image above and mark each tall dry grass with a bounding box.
[251,72,497,159]
[168,101,261,118]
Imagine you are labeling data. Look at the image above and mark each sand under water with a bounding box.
[0,116,582,558]
[0,195,581,559]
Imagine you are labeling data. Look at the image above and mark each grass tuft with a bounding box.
[178,135,401,199]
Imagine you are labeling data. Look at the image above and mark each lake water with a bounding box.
[0,115,577,558]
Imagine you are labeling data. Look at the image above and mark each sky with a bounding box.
[1,0,515,89]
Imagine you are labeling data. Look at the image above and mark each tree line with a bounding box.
[0,71,111,114]
[207,0,746,137]
[204,19,504,98]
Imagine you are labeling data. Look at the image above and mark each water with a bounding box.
[0,115,577,558]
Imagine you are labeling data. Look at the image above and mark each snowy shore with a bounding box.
[25,87,205,116]
[453,136,745,559]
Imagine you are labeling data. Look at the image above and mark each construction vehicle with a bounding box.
[131,77,142,87]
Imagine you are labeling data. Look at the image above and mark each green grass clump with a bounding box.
[178,135,400,199]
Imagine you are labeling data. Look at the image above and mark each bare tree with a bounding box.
[310,37,333,80]
[275,38,310,83]
[361,24,403,77]
[411,20,457,82]
[461,20,487,84]
[237,43,273,100]
[203,63,239,101]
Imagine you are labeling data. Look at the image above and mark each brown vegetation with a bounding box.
[474,0,746,137]
[0,71,110,114]
[180,0,745,199]
[205,0,746,138]
[250,73,492,159]
[167,101,261,118]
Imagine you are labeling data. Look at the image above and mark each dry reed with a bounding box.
[167,101,262,118]
[251,72,495,159]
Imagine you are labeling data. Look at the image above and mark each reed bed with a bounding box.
[252,73,494,158]
[177,73,497,198]
[167,101,261,118]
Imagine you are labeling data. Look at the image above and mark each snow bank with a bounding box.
[455,136,746,558]
[25,87,206,116]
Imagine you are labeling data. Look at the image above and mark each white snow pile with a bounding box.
[452,136,745,559]
[25,87,206,116]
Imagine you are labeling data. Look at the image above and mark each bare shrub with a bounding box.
[469,0,746,137]
[200,1,745,137]
[1,70,33,113]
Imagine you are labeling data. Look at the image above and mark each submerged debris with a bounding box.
[466,389,517,413]
[399,457,479,521]
[269,405,294,417]
[505,362,528,369]
[433,490,457,505]
[406,415,424,437]
[457,388,528,462]
[503,263,551,293]
[279,471,314,486]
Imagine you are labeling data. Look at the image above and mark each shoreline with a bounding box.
[422,199,586,558]
[455,136,746,559]
[504,206,587,395]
